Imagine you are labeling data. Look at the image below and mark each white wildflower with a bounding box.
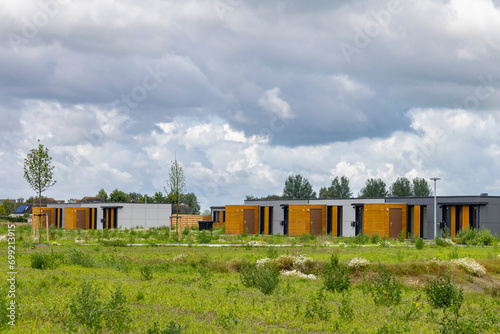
[247,240,265,247]
[451,257,486,277]
[280,269,316,280]
[173,253,187,263]
[347,257,370,269]
[443,238,455,246]
[256,258,271,266]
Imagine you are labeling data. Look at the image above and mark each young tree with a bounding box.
[282,174,316,199]
[389,177,412,197]
[24,139,56,243]
[182,193,200,214]
[0,205,5,215]
[165,157,186,238]
[2,200,14,215]
[319,176,353,198]
[359,178,388,198]
[412,177,432,197]
[96,188,108,202]
[109,189,127,202]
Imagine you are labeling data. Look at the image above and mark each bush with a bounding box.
[323,254,350,293]
[68,282,131,333]
[398,229,406,243]
[455,228,496,246]
[102,286,131,333]
[369,264,402,306]
[415,237,425,250]
[68,248,95,267]
[240,261,279,295]
[425,270,463,312]
[353,234,370,245]
[30,252,57,270]
[370,234,381,244]
[68,282,103,332]
[141,264,154,281]
[299,232,316,243]
[101,239,128,247]
[196,230,212,244]
[148,321,183,334]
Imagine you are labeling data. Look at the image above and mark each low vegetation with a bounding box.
[1,224,499,333]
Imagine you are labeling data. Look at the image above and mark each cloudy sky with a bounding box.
[1,0,500,210]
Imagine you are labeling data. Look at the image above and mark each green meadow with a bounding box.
[1,224,499,333]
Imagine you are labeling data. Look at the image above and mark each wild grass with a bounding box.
[1,226,500,333]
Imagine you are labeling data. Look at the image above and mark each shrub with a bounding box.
[101,239,128,247]
[398,229,406,243]
[456,228,496,246]
[415,237,425,250]
[182,227,190,236]
[266,247,279,259]
[369,264,402,306]
[275,255,295,271]
[353,234,370,245]
[226,259,242,272]
[338,292,354,321]
[141,264,154,281]
[370,233,381,244]
[103,286,131,333]
[148,321,184,334]
[68,248,95,268]
[299,232,316,243]
[30,252,57,270]
[68,283,131,333]
[304,288,330,321]
[424,270,463,312]
[68,282,103,332]
[240,261,279,295]
[196,230,212,244]
[323,254,351,293]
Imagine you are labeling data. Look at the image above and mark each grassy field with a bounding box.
[0,224,499,333]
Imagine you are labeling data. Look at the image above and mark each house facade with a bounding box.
[212,195,500,239]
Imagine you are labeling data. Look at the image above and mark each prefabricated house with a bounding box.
[213,195,500,239]
[36,203,173,229]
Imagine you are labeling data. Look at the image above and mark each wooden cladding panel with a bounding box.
[414,205,421,238]
[363,204,407,239]
[224,205,259,235]
[288,205,327,236]
[331,206,338,237]
[462,206,469,231]
[264,207,270,235]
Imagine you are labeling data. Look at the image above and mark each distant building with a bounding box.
[212,195,500,239]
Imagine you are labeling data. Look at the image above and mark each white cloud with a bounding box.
[258,87,294,120]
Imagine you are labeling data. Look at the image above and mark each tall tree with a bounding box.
[182,193,200,215]
[3,200,14,215]
[96,188,108,202]
[16,198,25,209]
[412,177,432,197]
[109,189,127,202]
[359,178,388,198]
[24,139,56,243]
[282,174,316,199]
[319,176,353,198]
[389,177,412,197]
[165,157,186,239]
[165,158,186,206]
[152,191,168,203]
[127,192,142,202]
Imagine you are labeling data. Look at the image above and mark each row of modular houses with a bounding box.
[211,195,500,239]
[33,203,173,229]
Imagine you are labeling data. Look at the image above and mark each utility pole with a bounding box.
[430,177,440,239]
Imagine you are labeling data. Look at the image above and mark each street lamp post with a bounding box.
[430,178,440,239]
[144,194,147,229]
